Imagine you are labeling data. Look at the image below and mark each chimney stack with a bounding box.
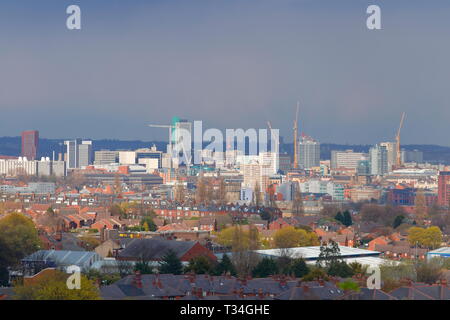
[257,288,264,299]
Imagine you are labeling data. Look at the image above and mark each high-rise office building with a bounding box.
[21,130,39,160]
[278,153,291,173]
[78,140,93,167]
[259,151,278,176]
[331,150,368,169]
[438,171,450,207]
[242,160,270,195]
[64,139,93,169]
[298,135,320,169]
[369,144,388,176]
[380,141,397,172]
[171,117,192,165]
[94,150,119,165]
[64,140,78,169]
[136,145,163,168]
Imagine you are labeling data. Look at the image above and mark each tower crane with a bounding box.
[293,102,300,169]
[395,112,406,168]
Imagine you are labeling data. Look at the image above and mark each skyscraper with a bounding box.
[331,150,368,169]
[438,171,450,207]
[369,144,388,176]
[64,139,93,169]
[21,130,39,160]
[171,117,192,165]
[298,135,320,169]
[78,140,93,167]
[380,141,397,172]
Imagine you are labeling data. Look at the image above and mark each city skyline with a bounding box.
[1,0,450,145]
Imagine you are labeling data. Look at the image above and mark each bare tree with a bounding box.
[231,225,260,277]
[414,189,427,221]
[216,177,227,206]
[292,187,304,216]
[195,176,207,204]
[116,260,134,278]
[174,180,186,203]
[254,181,262,207]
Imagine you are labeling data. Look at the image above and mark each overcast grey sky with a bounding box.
[0,0,449,145]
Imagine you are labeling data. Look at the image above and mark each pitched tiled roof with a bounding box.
[118,239,198,260]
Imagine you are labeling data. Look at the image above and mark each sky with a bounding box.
[0,0,450,145]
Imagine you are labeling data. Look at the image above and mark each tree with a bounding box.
[86,269,120,286]
[140,216,157,232]
[216,226,247,248]
[320,205,341,218]
[335,212,344,225]
[334,210,353,227]
[109,204,125,217]
[117,260,134,278]
[159,250,183,275]
[231,225,260,277]
[0,213,41,285]
[337,279,360,292]
[174,180,186,203]
[252,257,278,278]
[327,261,354,278]
[342,210,353,227]
[431,213,450,231]
[216,177,227,205]
[195,176,207,204]
[185,256,215,274]
[360,204,404,226]
[414,189,427,220]
[393,215,405,229]
[379,261,415,292]
[289,258,310,278]
[415,259,444,284]
[292,188,304,216]
[260,209,272,221]
[348,262,367,276]
[134,258,154,274]
[273,226,319,249]
[14,270,100,300]
[407,226,443,249]
[302,267,329,281]
[254,181,262,207]
[214,254,237,276]
[316,240,341,268]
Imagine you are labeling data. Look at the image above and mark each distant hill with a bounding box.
[0,137,167,159]
[1,137,449,164]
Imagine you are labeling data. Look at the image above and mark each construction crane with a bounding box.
[293,102,300,169]
[148,124,174,144]
[395,112,406,168]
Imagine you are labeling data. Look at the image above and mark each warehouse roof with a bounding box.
[427,247,450,257]
[22,250,102,267]
[253,246,380,260]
